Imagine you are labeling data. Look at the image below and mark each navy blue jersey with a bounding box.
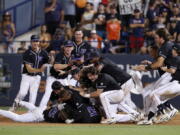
[169,56,180,82]
[63,90,101,123]
[43,106,63,123]
[158,42,174,75]
[50,51,72,79]
[100,57,131,86]
[91,73,121,92]
[72,104,101,123]
[22,48,49,75]
[72,41,93,57]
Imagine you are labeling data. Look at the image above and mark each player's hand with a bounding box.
[79,91,85,96]
[141,60,152,65]
[161,66,167,71]
[79,91,90,98]
[58,103,66,110]
[58,70,66,75]
[131,65,146,71]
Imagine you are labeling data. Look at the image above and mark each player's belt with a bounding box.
[26,73,41,76]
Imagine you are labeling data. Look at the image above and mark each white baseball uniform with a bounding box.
[0,101,45,122]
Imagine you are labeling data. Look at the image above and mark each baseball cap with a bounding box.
[172,43,180,52]
[3,12,11,16]
[64,40,74,47]
[134,9,140,13]
[161,8,168,13]
[31,35,40,41]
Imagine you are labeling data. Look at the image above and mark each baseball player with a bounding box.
[72,29,94,58]
[0,100,45,122]
[80,67,140,124]
[133,28,176,124]
[0,81,69,123]
[147,43,180,122]
[9,35,49,111]
[87,51,142,110]
[39,40,74,108]
[56,88,102,123]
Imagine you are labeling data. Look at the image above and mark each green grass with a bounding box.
[0,125,180,135]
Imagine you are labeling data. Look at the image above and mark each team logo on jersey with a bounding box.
[0,58,12,98]
[38,56,43,62]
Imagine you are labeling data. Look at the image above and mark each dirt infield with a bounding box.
[0,113,180,126]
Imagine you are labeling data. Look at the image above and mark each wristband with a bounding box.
[84,94,90,98]
[145,64,152,70]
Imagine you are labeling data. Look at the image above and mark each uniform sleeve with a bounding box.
[23,51,33,65]
[170,57,179,69]
[158,44,170,59]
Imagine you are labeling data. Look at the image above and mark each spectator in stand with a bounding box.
[170,3,180,42]
[169,3,180,23]
[160,8,169,26]
[61,0,76,29]
[155,15,166,29]
[106,16,121,47]
[80,2,95,39]
[93,3,107,39]
[65,27,73,40]
[110,26,130,54]
[168,20,177,41]
[175,21,180,42]
[75,0,87,23]
[39,29,55,65]
[0,12,16,53]
[88,30,104,52]
[44,0,64,35]
[39,25,51,42]
[17,41,27,54]
[39,25,53,53]
[106,4,121,21]
[129,9,145,54]
[87,0,101,12]
[51,28,65,53]
[146,1,159,29]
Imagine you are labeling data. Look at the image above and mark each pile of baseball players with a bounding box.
[0,28,179,125]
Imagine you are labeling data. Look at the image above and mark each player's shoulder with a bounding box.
[100,73,114,80]
[40,49,49,56]
[23,48,32,56]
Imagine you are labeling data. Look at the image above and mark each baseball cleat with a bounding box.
[167,108,178,120]
[130,113,144,122]
[101,117,117,124]
[152,112,170,123]
[137,119,153,125]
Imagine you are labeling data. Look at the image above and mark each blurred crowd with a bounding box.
[0,0,179,54]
